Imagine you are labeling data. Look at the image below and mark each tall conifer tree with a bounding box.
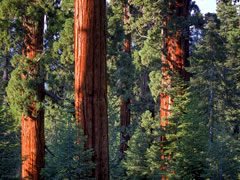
[161,0,190,130]
[21,14,45,180]
[160,1,190,178]
[1,1,45,178]
[74,0,109,179]
[120,0,132,157]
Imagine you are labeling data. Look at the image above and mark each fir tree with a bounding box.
[189,12,240,179]
[217,0,240,136]
[42,103,95,179]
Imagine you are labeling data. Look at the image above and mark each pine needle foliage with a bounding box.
[42,104,95,179]
[0,66,21,179]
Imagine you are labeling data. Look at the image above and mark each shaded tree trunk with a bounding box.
[2,55,9,104]
[141,70,155,117]
[120,0,131,157]
[74,1,109,179]
[209,56,214,144]
[21,16,45,180]
[160,0,190,179]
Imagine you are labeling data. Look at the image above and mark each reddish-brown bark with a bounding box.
[161,0,190,133]
[160,0,190,179]
[74,0,109,179]
[21,16,45,180]
[120,97,130,154]
[120,0,131,156]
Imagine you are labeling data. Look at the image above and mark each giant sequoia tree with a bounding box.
[3,2,45,178]
[21,15,45,180]
[74,0,109,179]
[160,1,190,178]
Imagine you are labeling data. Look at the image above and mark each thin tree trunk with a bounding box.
[209,56,214,143]
[141,70,155,117]
[2,55,9,104]
[21,16,45,180]
[160,0,190,179]
[74,1,109,179]
[120,0,131,157]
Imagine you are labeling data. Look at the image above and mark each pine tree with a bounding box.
[162,81,209,179]
[74,0,109,179]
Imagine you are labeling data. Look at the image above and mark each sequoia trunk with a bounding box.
[120,0,131,156]
[74,1,109,179]
[161,0,190,135]
[21,16,45,180]
[160,0,190,179]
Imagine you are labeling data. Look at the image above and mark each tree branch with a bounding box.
[44,89,75,107]
[45,145,55,157]
[44,89,62,102]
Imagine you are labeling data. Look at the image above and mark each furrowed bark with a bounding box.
[120,0,131,157]
[21,16,45,180]
[74,1,109,179]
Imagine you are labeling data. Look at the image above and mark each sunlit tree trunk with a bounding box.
[161,0,190,136]
[21,16,45,180]
[74,0,109,179]
[160,0,190,179]
[120,0,131,157]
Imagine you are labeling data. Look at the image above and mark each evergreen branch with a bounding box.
[135,29,149,39]
[44,89,62,102]
[36,50,48,63]
[45,145,55,157]
[44,89,75,107]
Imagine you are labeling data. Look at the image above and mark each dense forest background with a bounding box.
[0,0,239,179]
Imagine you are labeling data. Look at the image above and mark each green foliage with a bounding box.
[41,0,96,178]
[188,12,240,179]
[108,88,125,179]
[149,70,162,102]
[41,1,96,178]
[42,104,95,179]
[123,110,162,179]
[0,104,21,179]
[1,0,240,179]
[6,54,45,119]
[0,69,21,178]
[169,92,209,180]
[107,1,129,178]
